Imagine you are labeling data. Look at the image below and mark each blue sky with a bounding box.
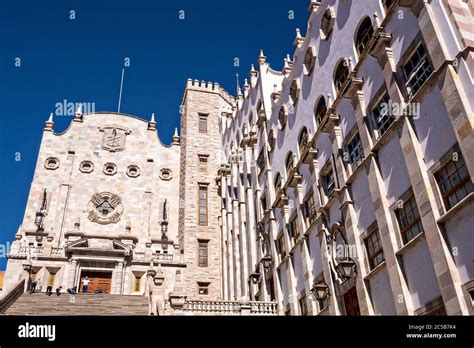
[0,0,308,270]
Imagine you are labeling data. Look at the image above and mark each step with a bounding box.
[4,293,149,316]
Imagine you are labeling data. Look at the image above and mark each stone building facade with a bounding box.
[2,0,473,316]
[218,0,473,316]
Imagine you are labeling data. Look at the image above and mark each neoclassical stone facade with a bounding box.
[218,0,473,316]
[2,0,473,316]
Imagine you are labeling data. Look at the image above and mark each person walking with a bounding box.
[46,284,53,296]
[81,276,90,294]
[55,286,62,296]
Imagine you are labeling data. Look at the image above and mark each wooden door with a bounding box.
[343,286,361,316]
[80,271,112,294]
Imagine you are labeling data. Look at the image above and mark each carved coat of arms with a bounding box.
[88,192,124,225]
[100,127,130,152]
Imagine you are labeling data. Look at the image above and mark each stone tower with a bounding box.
[178,79,235,300]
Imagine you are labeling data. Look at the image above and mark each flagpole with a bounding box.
[117,68,125,113]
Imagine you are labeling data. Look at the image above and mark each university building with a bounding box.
[1,0,473,316]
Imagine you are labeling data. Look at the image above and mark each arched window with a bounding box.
[286,152,294,175]
[274,173,282,191]
[304,47,316,75]
[268,129,276,151]
[290,80,299,106]
[355,17,374,55]
[314,96,327,126]
[334,59,350,94]
[320,8,335,40]
[278,106,288,130]
[298,127,309,151]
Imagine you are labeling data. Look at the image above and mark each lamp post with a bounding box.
[249,272,262,285]
[335,257,357,280]
[310,281,330,301]
[261,254,273,272]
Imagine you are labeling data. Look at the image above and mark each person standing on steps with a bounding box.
[46,284,53,296]
[29,279,37,294]
[56,286,62,296]
[82,276,90,294]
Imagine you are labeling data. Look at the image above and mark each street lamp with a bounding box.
[249,272,262,285]
[310,281,330,301]
[261,254,273,272]
[335,257,357,280]
[34,211,45,233]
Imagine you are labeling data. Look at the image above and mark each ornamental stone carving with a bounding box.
[87,192,124,225]
[99,127,130,152]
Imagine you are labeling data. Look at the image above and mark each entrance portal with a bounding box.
[80,271,112,294]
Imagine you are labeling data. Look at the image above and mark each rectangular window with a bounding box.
[198,185,208,226]
[199,113,208,133]
[257,149,265,174]
[303,192,317,225]
[288,216,298,245]
[198,155,208,173]
[276,234,286,260]
[365,229,385,270]
[403,44,433,99]
[198,282,209,295]
[395,195,424,244]
[322,169,336,196]
[371,93,394,136]
[134,275,142,292]
[435,154,472,211]
[299,295,309,316]
[346,133,364,170]
[198,240,209,267]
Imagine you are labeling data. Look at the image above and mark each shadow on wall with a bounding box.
[336,0,353,30]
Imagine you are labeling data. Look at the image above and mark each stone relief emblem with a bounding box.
[88,192,124,225]
[99,127,130,152]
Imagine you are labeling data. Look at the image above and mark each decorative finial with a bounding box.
[294,28,305,47]
[258,49,267,65]
[148,113,156,131]
[74,104,83,122]
[236,73,243,96]
[172,127,180,145]
[44,112,54,131]
[308,0,321,12]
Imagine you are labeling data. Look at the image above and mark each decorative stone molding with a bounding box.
[44,157,59,170]
[126,165,140,178]
[79,160,94,173]
[103,163,117,176]
[320,7,335,40]
[159,168,172,181]
[87,192,124,225]
[99,127,131,152]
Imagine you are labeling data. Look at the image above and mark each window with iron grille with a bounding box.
[276,234,286,260]
[256,149,265,174]
[198,240,209,267]
[355,17,374,55]
[290,80,299,106]
[346,133,364,170]
[403,44,433,99]
[298,127,309,152]
[314,97,327,126]
[303,192,317,225]
[286,152,294,175]
[322,168,336,196]
[371,93,394,136]
[395,195,424,244]
[435,154,473,210]
[365,229,385,270]
[334,59,350,94]
[299,295,309,316]
[288,216,298,245]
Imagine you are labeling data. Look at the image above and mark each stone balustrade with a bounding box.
[176,300,278,315]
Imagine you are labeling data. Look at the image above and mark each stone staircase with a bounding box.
[4,292,149,316]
